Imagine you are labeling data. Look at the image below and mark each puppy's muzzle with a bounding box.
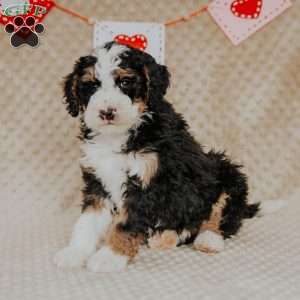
[99,107,117,121]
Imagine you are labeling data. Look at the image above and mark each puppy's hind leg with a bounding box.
[193,193,227,254]
[148,230,179,250]
[87,210,143,272]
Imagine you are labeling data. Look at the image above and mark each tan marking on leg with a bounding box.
[106,210,143,260]
[200,192,228,234]
[194,193,228,254]
[148,230,178,250]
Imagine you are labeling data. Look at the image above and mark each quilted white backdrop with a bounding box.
[0,1,299,299]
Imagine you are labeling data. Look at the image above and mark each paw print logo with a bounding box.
[4,16,44,48]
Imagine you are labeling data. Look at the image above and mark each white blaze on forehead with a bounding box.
[92,44,128,80]
[83,43,141,133]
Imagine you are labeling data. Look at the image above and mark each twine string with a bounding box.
[52,1,91,24]
[165,5,208,27]
[52,1,208,26]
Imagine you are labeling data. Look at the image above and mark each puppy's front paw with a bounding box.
[54,246,90,268]
[87,246,128,273]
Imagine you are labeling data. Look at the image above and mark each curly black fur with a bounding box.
[63,55,99,117]
[81,170,109,211]
[121,100,257,239]
[63,42,259,244]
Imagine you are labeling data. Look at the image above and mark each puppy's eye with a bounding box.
[120,78,133,88]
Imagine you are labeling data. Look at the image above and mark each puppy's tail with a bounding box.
[243,203,260,218]
[244,199,287,218]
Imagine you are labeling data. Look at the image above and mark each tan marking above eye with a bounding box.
[81,66,96,82]
[114,68,136,79]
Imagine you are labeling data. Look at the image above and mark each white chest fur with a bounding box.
[80,130,159,209]
[80,132,129,208]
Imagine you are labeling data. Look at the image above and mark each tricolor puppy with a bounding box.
[54,42,259,272]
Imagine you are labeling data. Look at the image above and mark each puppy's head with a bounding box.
[63,41,170,132]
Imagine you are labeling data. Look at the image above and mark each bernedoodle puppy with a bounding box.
[54,41,260,272]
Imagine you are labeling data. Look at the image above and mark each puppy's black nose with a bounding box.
[99,107,117,121]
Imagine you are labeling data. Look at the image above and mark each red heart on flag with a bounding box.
[114,34,148,51]
[231,0,263,19]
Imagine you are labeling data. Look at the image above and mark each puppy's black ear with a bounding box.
[145,62,170,101]
[63,71,80,117]
[63,55,97,117]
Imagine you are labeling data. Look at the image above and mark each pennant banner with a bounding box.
[0,1,294,48]
[208,0,292,45]
[94,21,165,64]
